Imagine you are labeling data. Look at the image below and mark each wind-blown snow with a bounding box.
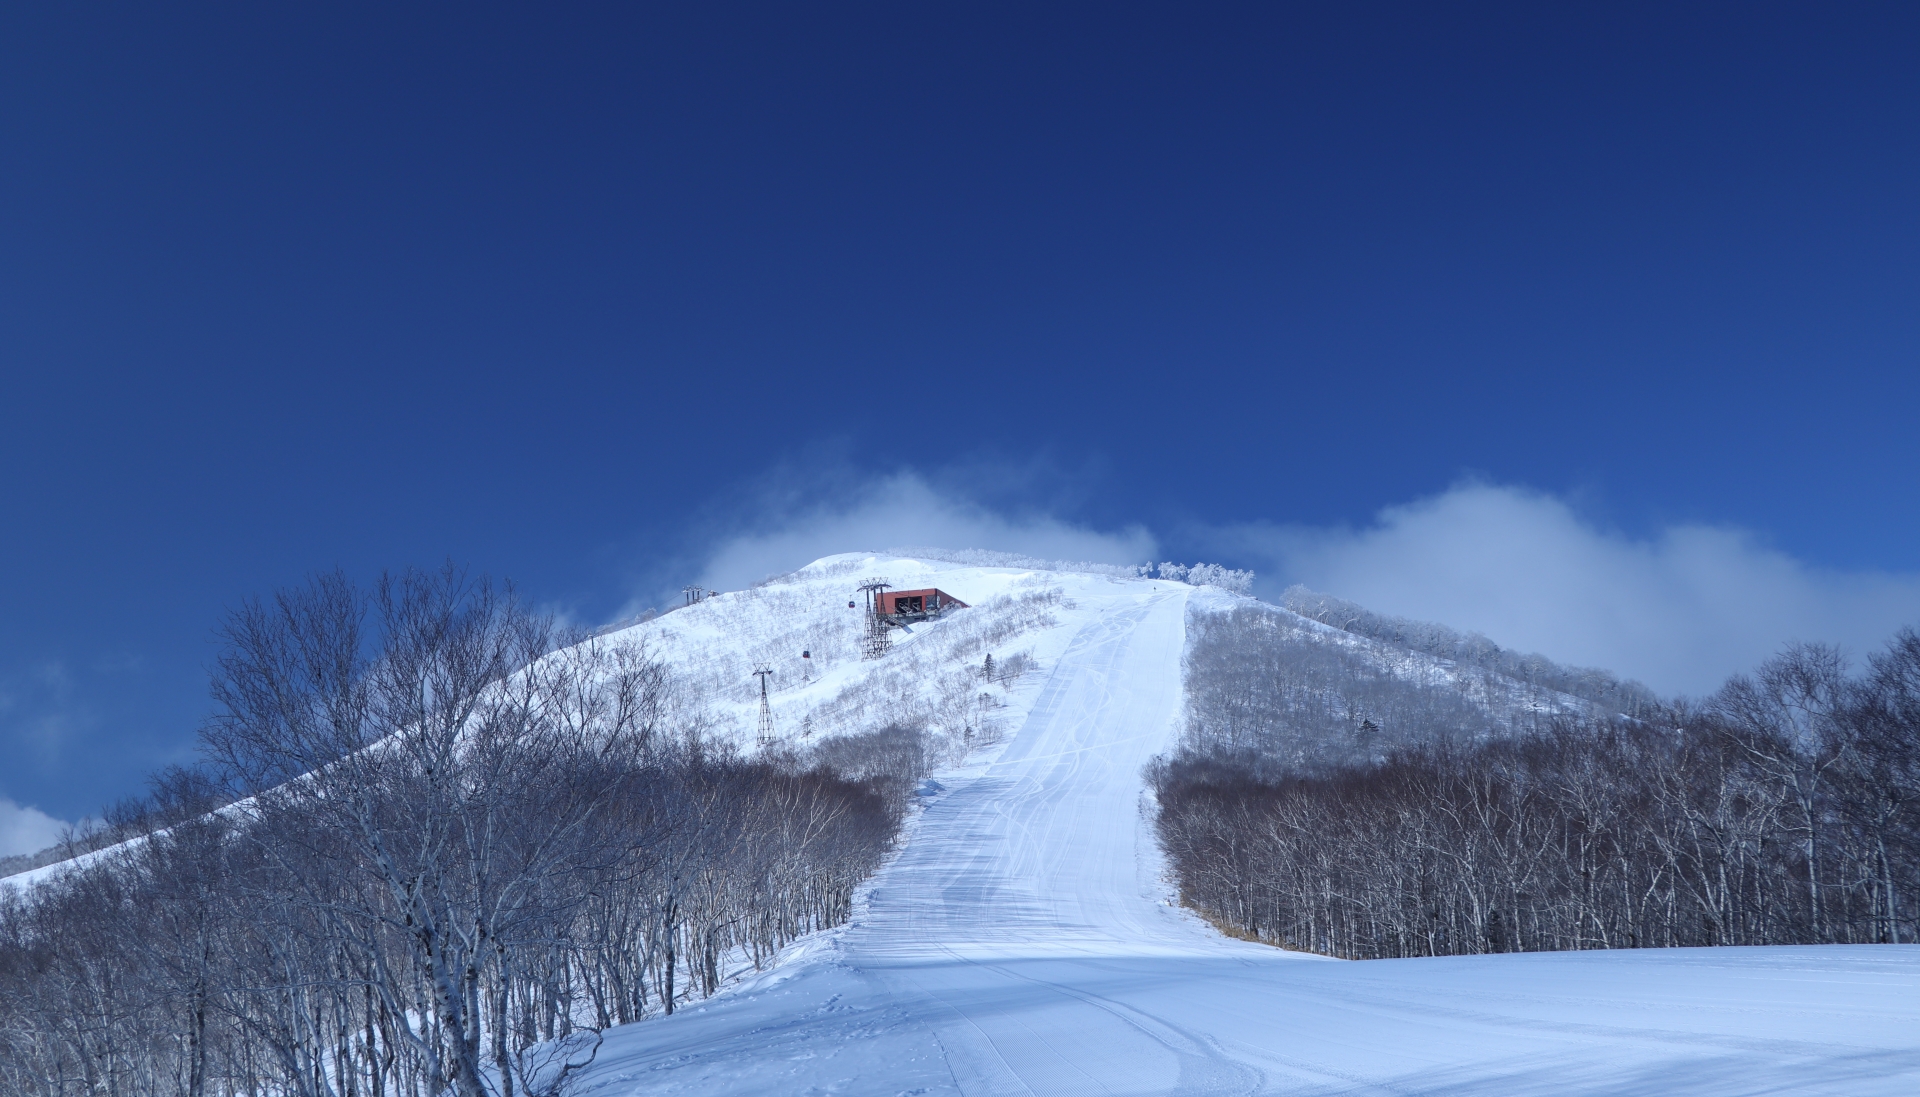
[573,560,1920,1096]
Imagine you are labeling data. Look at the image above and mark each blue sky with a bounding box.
[3,3,1919,843]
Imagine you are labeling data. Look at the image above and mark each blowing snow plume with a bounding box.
[1220,482,1920,696]
[692,470,1155,594]
[0,798,65,859]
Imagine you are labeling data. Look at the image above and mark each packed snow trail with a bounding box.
[579,579,1920,1096]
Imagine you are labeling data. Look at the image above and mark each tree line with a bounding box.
[0,568,923,1097]
[1154,611,1920,959]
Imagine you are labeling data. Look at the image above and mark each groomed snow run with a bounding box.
[575,570,1920,1096]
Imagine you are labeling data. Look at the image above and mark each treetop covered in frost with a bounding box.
[882,547,1254,594]
[1281,585,1660,713]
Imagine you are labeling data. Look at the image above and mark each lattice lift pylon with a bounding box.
[856,578,892,660]
[752,665,776,748]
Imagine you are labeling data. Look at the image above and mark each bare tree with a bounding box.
[1155,611,1920,959]
[0,564,916,1097]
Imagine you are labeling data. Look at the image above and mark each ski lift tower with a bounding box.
[752,665,776,748]
[857,578,892,660]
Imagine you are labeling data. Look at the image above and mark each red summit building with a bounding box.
[854,579,971,658]
[875,591,975,626]
[875,587,968,626]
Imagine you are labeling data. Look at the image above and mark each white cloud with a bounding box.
[0,798,67,859]
[674,463,1920,699]
[695,471,1156,594]
[1220,483,1920,697]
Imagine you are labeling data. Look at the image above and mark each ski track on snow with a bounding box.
[466,572,1920,1095]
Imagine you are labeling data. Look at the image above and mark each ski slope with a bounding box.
[576,568,1920,1096]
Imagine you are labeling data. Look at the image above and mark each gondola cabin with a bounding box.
[876,587,968,627]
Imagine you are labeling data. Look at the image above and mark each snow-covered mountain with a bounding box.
[612,552,1121,757]
[10,553,1920,1095]
[564,554,1920,1096]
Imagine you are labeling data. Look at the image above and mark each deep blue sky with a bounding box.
[4,3,1918,826]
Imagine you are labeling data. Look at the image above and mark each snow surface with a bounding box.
[574,562,1920,1096]
[11,555,1919,1093]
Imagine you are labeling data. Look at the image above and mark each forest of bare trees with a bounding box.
[0,569,922,1097]
[1155,607,1920,959]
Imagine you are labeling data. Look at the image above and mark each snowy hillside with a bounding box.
[0,550,1604,891]
[9,554,1919,1096]
[0,554,1096,891]
[565,556,1920,1096]
[618,553,1093,757]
